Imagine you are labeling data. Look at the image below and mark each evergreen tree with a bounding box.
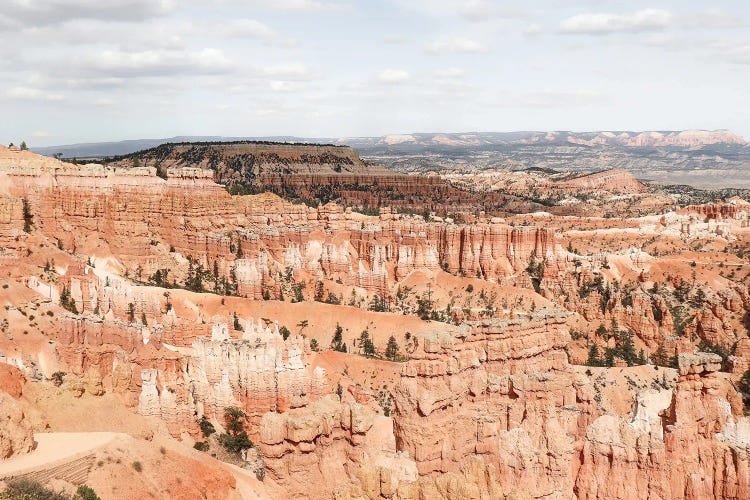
[331,323,344,351]
[279,326,291,340]
[739,368,750,407]
[22,198,32,233]
[619,330,637,365]
[586,344,603,367]
[385,336,399,361]
[363,338,376,357]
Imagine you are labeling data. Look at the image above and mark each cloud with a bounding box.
[248,0,346,11]
[77,48,233,77]
[2,0,174,27]
[259,63,313,80]
[426,37,487,54]
[524,23,543,36]
[377,69,411,84]
[93,98,115,106]
[269,81,308,92]
[514,90,606,108]
[723,44,750,65]
[435,67,464,78]
[681,9,744,29]
[459,1,524,22]
[223,19,277,39]
[559,9,673,35]
[7,86,65,102]
[220,19,298,46]
[383,34,408,44]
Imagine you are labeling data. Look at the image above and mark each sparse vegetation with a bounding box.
[218,407,253,455]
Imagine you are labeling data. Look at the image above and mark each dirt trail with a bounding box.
[0,432,119,479]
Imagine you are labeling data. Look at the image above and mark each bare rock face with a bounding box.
[392,310,578,498]
[0,363,25,399]
[0,153,557,303]
[0,392,34,459]
[258,395,375,499]
[556,168,648,194]
[575,352,750,499]
[0,369,34,460]
[188,319,329,427]
[390,315,750,500]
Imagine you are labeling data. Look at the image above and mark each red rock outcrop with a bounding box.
[258,395,376,498]
[392,310,578,497]
[555,168,648,194]
[0,363,34,460]
[575,353,749,499]
[389,312,750,499]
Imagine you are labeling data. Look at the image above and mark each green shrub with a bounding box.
[1,479,69,500]
[198,415,216,437]
[75,485,101,500]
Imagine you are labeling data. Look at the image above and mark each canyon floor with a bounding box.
[1,141,750,499]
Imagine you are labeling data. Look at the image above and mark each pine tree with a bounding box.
[652,344,669,367]
[363,338,376,357]
[22,198,32,233]
[279,326,291,340]
[586,344,603,367]
[739,368,750,406]
[331,323,344,351]
[385,336,399,361]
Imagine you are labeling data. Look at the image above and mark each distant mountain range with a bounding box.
[31,130,750,189]
[32,130,746,158]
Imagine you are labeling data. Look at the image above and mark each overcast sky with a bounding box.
[1,0,749,147]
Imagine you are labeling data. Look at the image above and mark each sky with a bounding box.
[1,0,749,147]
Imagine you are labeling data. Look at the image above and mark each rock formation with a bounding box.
[0,364,34,460]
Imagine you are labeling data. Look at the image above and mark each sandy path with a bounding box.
[0,432,120,477]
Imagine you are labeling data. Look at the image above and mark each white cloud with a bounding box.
[269,81,308,92]
[436,67,464,78]
[259,63,313,81]
[383,34,408,44]
[681,9,744,29]
[377,69,411,84]
[459,1,524,22]
[515,90,606,108]
[223,19,277,39]
[426,37,486,54]
[249,0,346,11]
[220,19,298,46]
[93,98,115,106]
[31,130,50,137]
[2,0,174,27]
[524,23,543,36]
[560,9,673,35]
[7,86,65,101]
[79,48,233,77]
[724,44,750,65]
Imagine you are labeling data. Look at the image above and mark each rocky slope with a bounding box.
[1,144,750,499]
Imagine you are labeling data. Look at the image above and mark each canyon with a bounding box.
[1,142,750,499]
